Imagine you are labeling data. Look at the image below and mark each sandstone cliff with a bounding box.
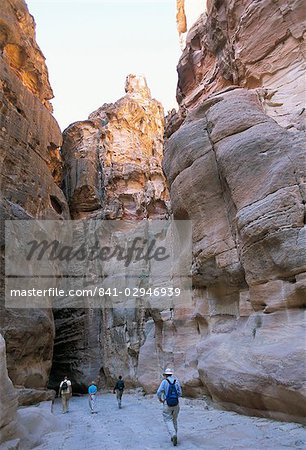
[62,74,168,220]
[0,334,63,448]
[164,0,306,423]
[164,87,306,421]
[176,0,207,49]
[176,0,306,131]
[0,0,54,111]
[0,0,69,401]
[49,75,170,390]
[1,0,306,436]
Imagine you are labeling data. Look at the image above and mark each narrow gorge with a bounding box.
[0,0,306,448]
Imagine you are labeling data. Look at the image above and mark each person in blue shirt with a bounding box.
[156,368,182,446]
[88,381,98,414]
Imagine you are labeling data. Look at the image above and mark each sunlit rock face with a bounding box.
[62,74,169,220]
[0,0,69,392]
[50,75,170,391]
[176,0,207,49]
[0,0,54,111]
[176,0,306,131]
[164,0,306,423]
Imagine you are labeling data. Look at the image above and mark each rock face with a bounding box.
[0,0,69,394]
[62,74,168,220]
[176,0,207,49]
[0,340,62,448]
[0,0,54,111]
[163,0,306,423]
[198,310,306,423]
[164,87,306,421]
[49,75,170,391]
[1,0,306,433]
[0,334,18,445]
[177,0,306,131]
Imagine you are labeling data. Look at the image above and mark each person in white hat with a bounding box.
[156,368,182,446]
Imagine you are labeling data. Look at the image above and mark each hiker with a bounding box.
[58,376,72,414]
[156,368,182,447]
[113,375,125,409]
[88,380,98,414]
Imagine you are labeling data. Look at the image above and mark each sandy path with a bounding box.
[33,393,306,450]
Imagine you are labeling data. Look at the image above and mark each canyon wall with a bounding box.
[0,0,69,404]
[49,75,170,391]
[176,0,207,49]
[165,0,306,422]
[164,87,306,422]
[1,0,305,436]
[176,0,306,131]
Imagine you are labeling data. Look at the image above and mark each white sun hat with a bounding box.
[163,368,173,375]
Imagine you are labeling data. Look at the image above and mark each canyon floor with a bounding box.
[31,393,306,450]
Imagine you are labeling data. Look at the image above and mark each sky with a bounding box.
[26,0,182,130]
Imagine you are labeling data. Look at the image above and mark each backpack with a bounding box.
[61,381,68,392]
[117,380,124,391]
[166,379,179,406]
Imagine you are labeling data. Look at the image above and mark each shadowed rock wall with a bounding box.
[0,0,69,398]
[164,87,306,421]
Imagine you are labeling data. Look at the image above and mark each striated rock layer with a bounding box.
[62,74,168,220]
[163,0,306,422]
[0,0,69,396]
[49,75,170,391]
[176,0,306,131]
[1,0,305,432]
[164,86,306,422]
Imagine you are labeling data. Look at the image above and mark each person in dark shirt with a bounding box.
[113,375,125,409]
[58,376,72,414]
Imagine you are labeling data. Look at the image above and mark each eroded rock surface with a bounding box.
[198,310,306,423]
[163,2,306,421]
[50,75,170,391]
[176,0,207,49]
[0,0,69,395]
[0,0,54,110]
[163,86,306,419]
[177,0,306,130]
[62,74,168,220]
